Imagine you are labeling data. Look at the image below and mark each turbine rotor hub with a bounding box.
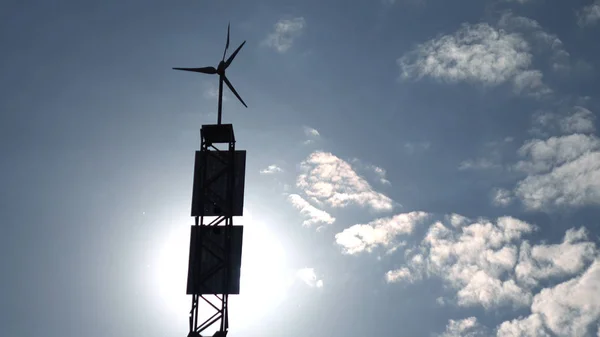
[217,61,226,74]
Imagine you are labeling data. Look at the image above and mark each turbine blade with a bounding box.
[224,41,246,68]
[223,75,247,108]
[222,23,230,61]
[173,67,217,74]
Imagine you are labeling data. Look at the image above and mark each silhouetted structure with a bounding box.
[174,23,247,124]
[174,24,248,337]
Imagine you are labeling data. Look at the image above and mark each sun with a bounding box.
[154,212,293,333]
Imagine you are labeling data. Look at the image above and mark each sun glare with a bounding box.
[154,211,293,333]
[155,222,189,315]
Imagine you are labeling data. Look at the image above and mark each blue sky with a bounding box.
[2,0,600,336]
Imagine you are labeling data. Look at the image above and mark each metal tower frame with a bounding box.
[187,125,237,337]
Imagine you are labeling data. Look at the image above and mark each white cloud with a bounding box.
[564,226,589,242]
[296,268,323,288]
[349,158,393,185]
[560,107,596,134]
[370,165,385,177]
[342,194,600,336]
[335,211,429,255]
[404,141,431,154]
[263,17,306,53]
[378,212,600,335]
[515,228,596,288]
[497,314,551,337]
[498,12,570,73]
[492,188,513,207]
[385,254,426,283]
[303,126,321,145]
[530,111,557,135]
[459,158,500,171]
[447,213,470,228]
[391,216,536,310]
[502,259,600,337]
[515,134,600,174]
[578,0,600,27]
[398,22,532,86]
[297,151,394,211]
[509,105,600,210]
[516,151,600,210]
[512,134,600,210]
[531,106,596,136]
[203,83,228,101]
[260,164,284,174]
[204,86,219,99]
[368,165,391,185]
[457,271,530,309]
[398,13,566,97]
[288,194,335,227]
[439,317,488,337]
[385,267,416,283]
[512,70,552,98]
[304,126,320,138]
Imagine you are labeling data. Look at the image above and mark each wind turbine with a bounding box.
[174,23,247,125]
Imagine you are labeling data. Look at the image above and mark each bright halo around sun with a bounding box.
[155,221,190,319]
[228,214,293,331]
[154,211,293,333]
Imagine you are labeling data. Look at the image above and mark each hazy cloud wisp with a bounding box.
[263,17,306,53]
